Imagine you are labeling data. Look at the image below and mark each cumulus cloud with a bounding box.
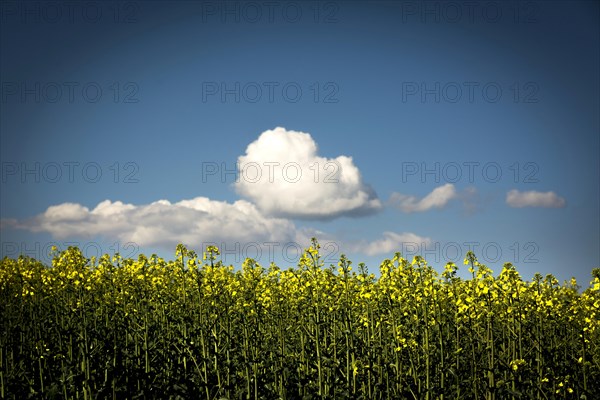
[506,190,566,208]
[458,186,490,215]
[234,127,382,220]
[2,198,434,261]
[389,183,457,213]
[2,198,431,261]
[5,197,306,249]
[350,231,432,256]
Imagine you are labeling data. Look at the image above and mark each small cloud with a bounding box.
[389,183,457,213]
[458,186,488,215]
[44,203,91,221]
[0,218,18,230]
[234,127,382,220]
[506,189,566,208]
[351,231,432,256]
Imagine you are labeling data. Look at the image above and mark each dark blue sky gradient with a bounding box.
[1,1,598,284]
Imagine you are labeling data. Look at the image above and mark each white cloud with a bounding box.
[2,198,434,261]
[351,231,432,256]
[389,183,457,213]
[44,203,91,221]
[6,197,306,249]
[506,190,566,208]
[234,127,381,220]
[3,197,421,260]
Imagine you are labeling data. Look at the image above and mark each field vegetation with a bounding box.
[1,240,598,399]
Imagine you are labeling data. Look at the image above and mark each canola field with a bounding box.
[1,240,599,399]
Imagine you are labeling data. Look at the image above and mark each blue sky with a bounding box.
[1,1,598,286]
